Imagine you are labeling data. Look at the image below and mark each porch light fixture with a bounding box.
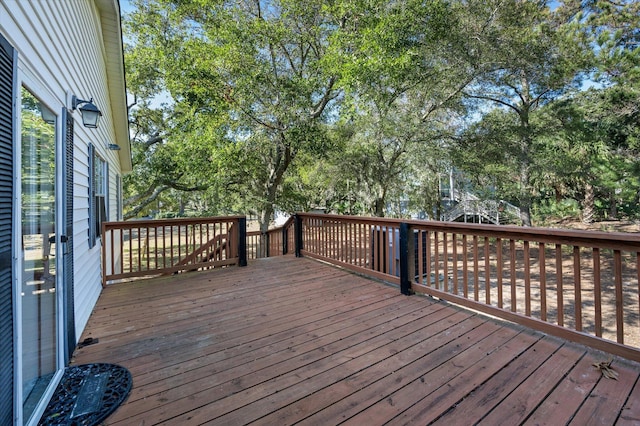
[40,105,56,124]
[72,95,102,128]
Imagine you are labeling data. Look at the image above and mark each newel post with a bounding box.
[399,222,414,295]
[238,217,247,267]
[282,226,288,255]
[294,214,303,257]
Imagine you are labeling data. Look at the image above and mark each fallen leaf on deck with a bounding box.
[593,358,619,380]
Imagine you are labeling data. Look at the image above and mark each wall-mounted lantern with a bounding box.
[72,95,102,128]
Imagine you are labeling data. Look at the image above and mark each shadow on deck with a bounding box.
[73,256,640,425]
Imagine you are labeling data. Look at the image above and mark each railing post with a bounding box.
[282,226,288,255]
[399,222,414,295]
[295,214,303,257]
[238,217,247,267]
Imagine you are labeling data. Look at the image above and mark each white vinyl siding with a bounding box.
[0,0,127,343]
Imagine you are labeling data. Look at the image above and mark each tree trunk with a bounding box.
[582,182,595,224]
[609,191,618,220]
[519,160,533,227]
[517,75,533,227]
[258,204,274,258]
[373,198,385,217]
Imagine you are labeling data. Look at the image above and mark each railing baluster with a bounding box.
[473,235,479,301]
[154,224,158,270]
[593,248,602,337]
[615,249,623,344]
[574,246,582,332]
[109,227,115,280]
[452,233,458,294]
[462,234,468,298]
[427,231,432,287]
[524,241,531,317]
[341,221,345,263]
[497,238,503,309]
[443,232,449,292]
[484,237,490,304]
[540,242,546,322]
[434,232,440,290]
[118,228,124,276]
[556,243,563,327]
[325,219,328,259]
[137,225,142,272]
[510,240,516,312]
[178,224,182,265]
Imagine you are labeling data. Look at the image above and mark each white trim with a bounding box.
[12,41,22,426]
[23,370,63,426]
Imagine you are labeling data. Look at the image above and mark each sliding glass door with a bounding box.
[20,87,60,423]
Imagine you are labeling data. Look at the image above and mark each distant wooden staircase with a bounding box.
[441,191,521,225]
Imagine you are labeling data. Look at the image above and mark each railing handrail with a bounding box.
[298,212,640,250]
[103,215,246,229]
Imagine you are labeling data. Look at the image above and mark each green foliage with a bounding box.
[121,0,640,226]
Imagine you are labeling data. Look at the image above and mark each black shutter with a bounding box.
[63,107,76,363]
[88,143,95,248]
[116,174,121,221]
[0,32,16,425]
[105,162,109,223]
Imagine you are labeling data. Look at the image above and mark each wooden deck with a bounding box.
[72,256,640,425]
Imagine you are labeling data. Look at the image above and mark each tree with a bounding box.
[461,0,591,225]
[549,88,640,221]
[124,0,341,233]
[322,0,475,218]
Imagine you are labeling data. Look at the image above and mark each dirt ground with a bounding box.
[540,217,640,234]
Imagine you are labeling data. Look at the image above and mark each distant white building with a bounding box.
[0,1,131,424]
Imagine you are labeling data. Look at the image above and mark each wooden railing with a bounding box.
[101,212,640,360]
[246,217,296,260]
[295,213,640,361]
[102,216,247,286]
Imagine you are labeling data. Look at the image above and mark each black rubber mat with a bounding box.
[39,363,132,425]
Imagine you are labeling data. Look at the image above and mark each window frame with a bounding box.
[88,144,108,248]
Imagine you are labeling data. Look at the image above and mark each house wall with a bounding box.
[0,0,126,341]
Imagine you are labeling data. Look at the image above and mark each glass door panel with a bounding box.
[20,87,58,423]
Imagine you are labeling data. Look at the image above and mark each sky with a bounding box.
[120,0,134,15]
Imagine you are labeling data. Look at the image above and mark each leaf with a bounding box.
[593,358,618,380]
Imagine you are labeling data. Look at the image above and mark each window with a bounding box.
[88,144,107,247]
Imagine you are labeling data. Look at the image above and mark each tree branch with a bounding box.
[310,76,338,119]
[463,92,522,114]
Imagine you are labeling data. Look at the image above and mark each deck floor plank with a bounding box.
[384,328,542,425]
[477,342,586,425]
[138,309,472,424]
[110,294,436,419]
[617,374,640,425]
[335,323,526,426]
[70,256,640,425]
[206,315,490,426]
[522,350,600,425]
[569,357,640,426]
[427,337,564,426]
